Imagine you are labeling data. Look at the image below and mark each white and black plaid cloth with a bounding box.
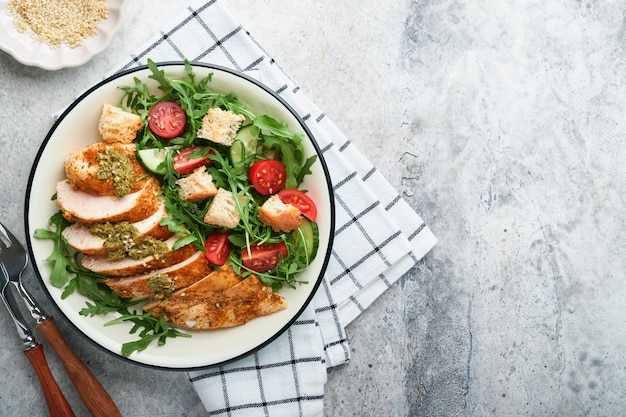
[111,1,437,415]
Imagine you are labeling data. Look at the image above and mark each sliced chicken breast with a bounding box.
[143,265,288,330]
[80,235,197,277]
[104,251,213,298]
[141,264,242,311]
[173,264,243,296]
[56,176,161,224]
[61,201,170,256]
[65,142,149,196]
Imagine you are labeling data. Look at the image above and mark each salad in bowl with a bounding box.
[26,60,334,369]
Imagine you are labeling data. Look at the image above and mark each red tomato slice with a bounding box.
[278,189,317,221]
[173,146,213,175]
[148,101,186,139]
[249,160,287,195]
[242,242,288,272]
[204,231,231,266]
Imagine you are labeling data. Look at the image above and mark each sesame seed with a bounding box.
[7,0,109,49]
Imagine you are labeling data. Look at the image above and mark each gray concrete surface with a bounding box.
[1,0,626,416]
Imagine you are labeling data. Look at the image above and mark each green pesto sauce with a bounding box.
[89,222,168,260]
[126,236,169,260]
[96,146,135,197]
[146,274,174,299]
[90,222,137,250]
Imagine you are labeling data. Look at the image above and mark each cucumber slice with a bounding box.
[294,218,319,260]
[136,146,173,175]
[230,125,258,173]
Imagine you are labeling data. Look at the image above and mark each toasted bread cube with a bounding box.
[176,166,218,203]
[98,104,143,144]
[196,108,245,146]
[203,188,240,229]
[258,194,302,232]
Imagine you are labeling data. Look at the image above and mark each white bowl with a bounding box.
[25,62,335,370]
[0,0,127,70]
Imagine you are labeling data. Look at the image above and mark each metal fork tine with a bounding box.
[0,261,8,278]
[0,222,14,244]
[0,223,28,282]
[0,223,40,324]
[0,223,9,250]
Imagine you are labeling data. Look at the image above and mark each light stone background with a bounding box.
[1,0,625,416]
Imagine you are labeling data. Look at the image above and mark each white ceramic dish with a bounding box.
[0,0,127,70]
[25,62,334,370]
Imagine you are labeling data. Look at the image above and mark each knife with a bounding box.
[0,282,76,417]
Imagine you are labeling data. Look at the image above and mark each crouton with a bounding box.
[258,194,302,232]
[175,166,218,202]
[203,188,240,228]
[196,108,245,146]
[98,104,143,144]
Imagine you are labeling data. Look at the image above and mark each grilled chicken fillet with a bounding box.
[56,176,161,224]
[61,201,170,256]
[65,142,149,196]
[80,235,197,277]
[143,265,287,329]
[104,251,213,298]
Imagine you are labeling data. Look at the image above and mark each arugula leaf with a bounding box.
[147,59,171,93]
[253,115,303,143]
[105,310,191,357]
[33,211,73,288]
[61,277,79,300]
[219,94,256,120]
[296,154,317,185]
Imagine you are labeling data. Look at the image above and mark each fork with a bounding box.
[0,223,122,417]
[0,273,76,416]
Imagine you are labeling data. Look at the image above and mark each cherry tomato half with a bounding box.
[249,160,287,195]
[242,242,288,272]
[204,231,231,266]
[173,146,214,175]
[148,101,187,139]
[278,189,317,221]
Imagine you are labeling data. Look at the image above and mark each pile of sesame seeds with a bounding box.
[7,0,109,49]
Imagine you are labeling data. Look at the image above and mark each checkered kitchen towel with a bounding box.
[110,0,437,415]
